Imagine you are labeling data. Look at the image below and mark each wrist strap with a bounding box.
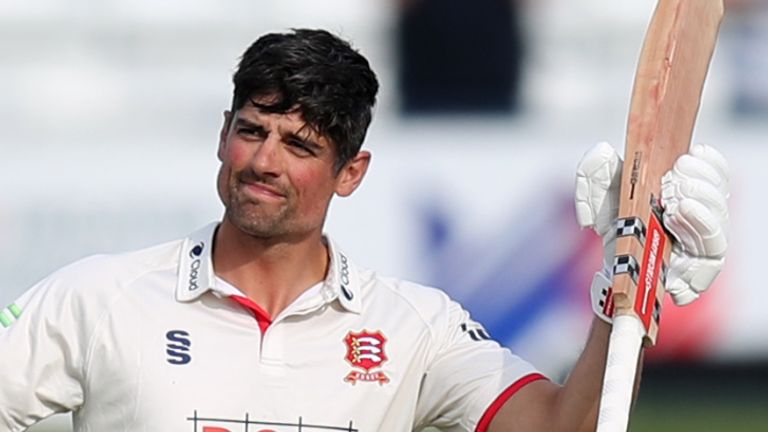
[591,264,615,323]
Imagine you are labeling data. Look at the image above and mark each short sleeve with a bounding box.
[0,273,88,430]
[414,299,545,431]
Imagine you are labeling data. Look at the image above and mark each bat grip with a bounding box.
[596,314,645,432]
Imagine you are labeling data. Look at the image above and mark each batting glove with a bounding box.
[574,142,729,322]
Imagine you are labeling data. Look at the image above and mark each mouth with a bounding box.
[239,181,287,201]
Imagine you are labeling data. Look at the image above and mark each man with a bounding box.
[0,29,729,431]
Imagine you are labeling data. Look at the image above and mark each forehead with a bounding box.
[235,99,305,128]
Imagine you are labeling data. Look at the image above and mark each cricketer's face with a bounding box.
[216,98,369,241]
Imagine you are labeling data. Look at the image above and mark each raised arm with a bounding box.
[486,142,729,431]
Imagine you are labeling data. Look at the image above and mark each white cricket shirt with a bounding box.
[0,223,545,431]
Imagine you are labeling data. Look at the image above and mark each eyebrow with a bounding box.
[233,117,264,131]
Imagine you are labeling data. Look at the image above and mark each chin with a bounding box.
[226,210,282,238]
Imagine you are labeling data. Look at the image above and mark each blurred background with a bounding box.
[1,0,766,430]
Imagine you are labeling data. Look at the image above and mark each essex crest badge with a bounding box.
[343,330,389,385]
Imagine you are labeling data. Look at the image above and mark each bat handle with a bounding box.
[596,314,645,432]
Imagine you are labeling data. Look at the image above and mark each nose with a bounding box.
[251,135,282,177]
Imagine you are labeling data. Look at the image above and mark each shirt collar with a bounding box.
[323,236,362,314]
[175,223,362,314]
[175,223,218,302]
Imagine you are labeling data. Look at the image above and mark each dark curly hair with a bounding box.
[232,29,379,172]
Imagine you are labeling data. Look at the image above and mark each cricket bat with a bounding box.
[596,1,724,431]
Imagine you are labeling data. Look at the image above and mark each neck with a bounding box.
[212,218,329,318]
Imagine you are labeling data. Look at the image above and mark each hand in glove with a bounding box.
[574,142,729,322]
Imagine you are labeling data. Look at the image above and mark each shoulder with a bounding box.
[325,236,458,331]
[57,238,181,284]
[2,237,185,342]
[363,271,450,309]
[357,267,458,332]
[31,238,183,306]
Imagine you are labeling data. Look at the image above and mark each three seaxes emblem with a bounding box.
[344,330,389,385]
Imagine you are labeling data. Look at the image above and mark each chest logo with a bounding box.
[343,330,389,385]
[166,330,192,365]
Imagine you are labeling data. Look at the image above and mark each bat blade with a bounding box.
[612,0,724,345]
[597,1,724,431]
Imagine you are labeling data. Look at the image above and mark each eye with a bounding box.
[236,125,268,141]
[288,140,316,156]
[237,127,257,137]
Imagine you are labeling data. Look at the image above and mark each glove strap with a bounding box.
[591,262,615,323]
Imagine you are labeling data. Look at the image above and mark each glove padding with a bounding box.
[575,142,729,321]
[661,144,729,304]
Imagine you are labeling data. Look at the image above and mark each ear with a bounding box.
[335,150,371,197]
[218,111,233,161]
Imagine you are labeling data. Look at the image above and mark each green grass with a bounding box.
[630,393,768,431]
